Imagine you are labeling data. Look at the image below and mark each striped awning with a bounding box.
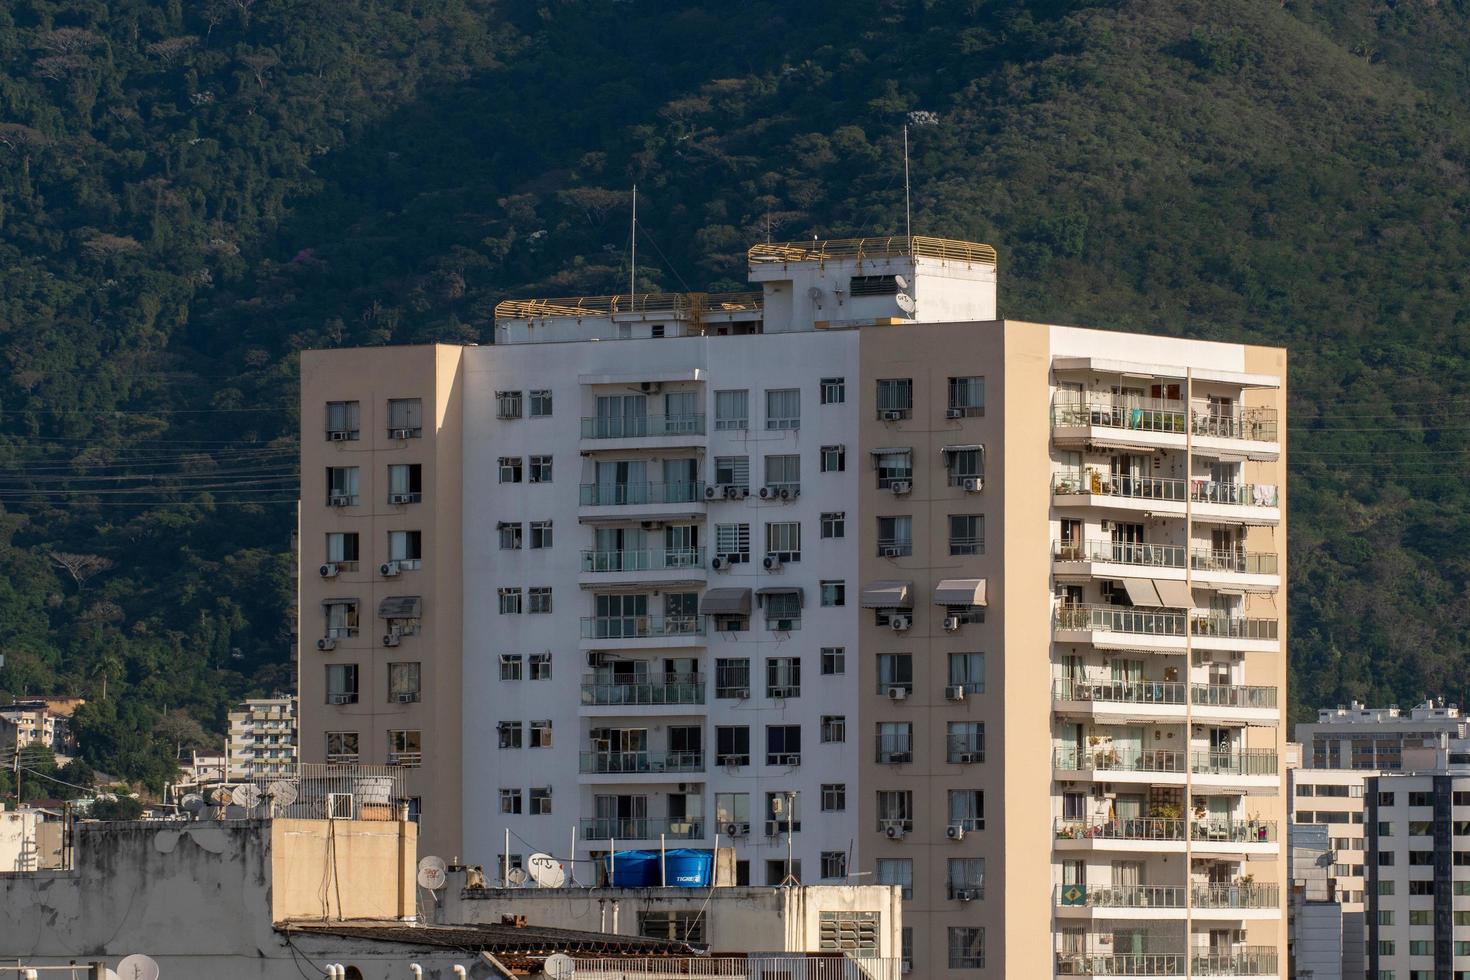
[700,588,751,616]
[1121,579,1163,607]
[933,579,987,606]
[1153,580,1195,608]
[378,596,422,618]
[861,581,913,609]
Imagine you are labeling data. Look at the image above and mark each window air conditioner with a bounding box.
[725,822,750,838]
[389,493,413,505]
[953,888,976,902]
[943,616,961,632]
[329,495,350,507]
[945,685,967,701]
[380,561,401,577]
[391,428,413,440]
[587,651,608,668]
[329,430,350,441]
[884,823,906,840]
[891,481,911,495]
[881,410,903,422]
[774,619,794,632]
[890,615,912,632]
[957,752,982,764]
[329,693,355,705]
[888,686,908,701]
[963,477,984,493]
[946,408,964,420]
[881,546,903,558]
[319,563,339,578]
[762,555,783,571]
[732,687,750,700]
[640,382,661,394]
[316,637,337,652]
[946,824,967,841]
[396,693,420,704]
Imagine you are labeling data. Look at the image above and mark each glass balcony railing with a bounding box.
[580,674,705,706]
[579,481,707,506]
[1054,953,1186,977]
[1190,549,1279,575]
[1189,820,1278,844]
[580,548,705,573]
[1053,746,1186,774]
[579,616,704,639]
[1191,883,1280,909]
[1188,481,1279,508]
[578,750,705,774]
[1190,684,1279,710]
[1053,678,1187,707]
[1055,884,1185,909]
[1053,400,1188,435]
[1056,604,1187,637]
[1190,749,1279,776]
[1053,472,1187,502]
[1192,409,1279,443]
[1190,616,1279,641]
[577,817,704,840]
[1054,539,1187,568]
[1192,948,1279,975]
[1054,817,1186,842]
[580,414,706,439]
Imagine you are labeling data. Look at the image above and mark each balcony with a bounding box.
[1190,750,1279,777]
[580,414,706,441]
[1189,820,1278,846]
[1054,539,1187,571]
[1054,746,1187,785]
[1053,472,1187,518]
[1190,615,1280,653]
[1189,549,1280,592]
[579,548,706,587]
[1055,604,1187,652]
[1188,481,1281,526]
[1192,948,1278,976]
[1053,678,1188,723]
[1054,817,1187,853]
[1191,883,1281,912]
[577,817,704,841]
[580,674,705,708]
[1052,398,1188,454]
[1054,952,1186,977]
[579,481,707,507]
[579,616,705,648]
[1055,883,1186,911]
[1190,684,1280,723]
[1192,409,1281,461]
[578,750,705,775]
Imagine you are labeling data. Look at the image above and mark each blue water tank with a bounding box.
[663,848,713,887]
[603,848,714,887]
[604,849,659,887]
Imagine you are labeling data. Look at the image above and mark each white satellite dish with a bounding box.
[894,274,909,291]
[210,787,234,806]
[527,852,566,888]
[267,780,298,808]
[895,293,916,315]
[231,784,262,809]
[180,794,205,814]
[544,952,576,980]
[417,855,448,890]
[506,866,530,886]
[116,953,161,980]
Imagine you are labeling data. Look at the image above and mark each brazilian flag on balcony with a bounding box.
[1061,883,1088,906]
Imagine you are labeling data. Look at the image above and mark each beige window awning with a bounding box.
[378,596,422,619]
[1121,578,1163,607]
[933,579,988,606]
[1153,580,1195,608]
[700,588,752,616]
[756,586,804,607]
[861,581,913,609]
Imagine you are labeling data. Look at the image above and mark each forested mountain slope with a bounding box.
[1,0,1467,786]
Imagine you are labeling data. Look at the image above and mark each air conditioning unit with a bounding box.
[326,793,354,820]
[319,563,339,578]
[779,486,792,499]
[725,822,750,838]
[329,495,350,507]
[329,693,355,705]
[705,485,721,500]
[380,561,400,577]
[953,888,976,902]
[890,615,912,632]
[711,555,729,571]
[316,637,337,652]
[391,428,413,440]
[762,554,783,571]
[957,752,982,764]
[389,493,413,505]
[737,487,751,499]
[1099,520,1114,532]
[888,686,908,701]
[881,410,903,422]
[945,407,964,420]
[731,687,750,700]
[640,382,662,394]
[329,430,350,441]
[891,480,911,495]
[943,615,962,632]
[396,693,420,704]
[945,685,967,701]
[724,485,741,499]
[881,546,903,558]
[587,651,609,668]
[946,824,967,841]
[383,633,401,647]
[774,619,794,632]
[962,477,984,493]
[884,823,906,840]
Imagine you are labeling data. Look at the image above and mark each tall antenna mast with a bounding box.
[629,184,637,297]
[903,124,912,246]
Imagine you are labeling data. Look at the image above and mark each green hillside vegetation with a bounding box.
[0,0,1467,788]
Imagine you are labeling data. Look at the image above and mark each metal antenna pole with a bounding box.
[629,184,637,297]
[903,124,912,246]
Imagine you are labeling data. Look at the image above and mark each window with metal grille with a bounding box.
[876,378,913,417]
[715,523,750,562]
[496,391,523,419]
[638,910,705,945]
[820,910,880,951]
[850,275,899,296]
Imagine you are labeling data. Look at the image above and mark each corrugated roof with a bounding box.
[283,921,703,957]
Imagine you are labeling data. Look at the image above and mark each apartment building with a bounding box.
[298,234,1287,978]
[0,698,82,757]
[1291,767,1372,980]
[1298,701,1468,771]
[226,695,299,782]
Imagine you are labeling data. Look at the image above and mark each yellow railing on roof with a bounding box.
[494,291,762,322]
[747,235,997,267]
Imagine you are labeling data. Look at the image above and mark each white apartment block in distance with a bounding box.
[297,234,1288,978]
[225,695,298,782]
[1298,701,1469,771]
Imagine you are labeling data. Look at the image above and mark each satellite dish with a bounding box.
[527,853,566,888]
[116,954,160,980]
[267,780,298,808]
[231,784,262,809]
[506,867,530,886]
[180,794,205,814]
[894,274,910,291]
[895,293,916,315]
[544,953,576,980]
[807,286,824,301]
[418,855,448,890]
[210,788,234,806]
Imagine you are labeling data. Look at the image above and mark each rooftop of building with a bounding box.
[1311,698,1462,725]
[283,920,703,958]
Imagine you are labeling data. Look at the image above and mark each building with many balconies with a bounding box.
[297,234,1287,979]
[225,695,298,782]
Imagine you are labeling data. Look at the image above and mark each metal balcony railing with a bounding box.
[1191,409,1279,443]
[1191,948,1279,975]
[1054,471,1187,502]
[1190,750,1279,776]
[1056,604,1187,637]
[577,817,704,840]
[1189,821,1278,844]
[1190,684,1279,710]
[1188,481,1279,508]
[1053,817,1186,842]
[1191,883,1280,908]
[1054,746,1186,774]
[579,616,704,639]
[579,481,707,506]
[1053,400,1188,435]
[580,548,705,572]
[1054,539,1188,568]
[580,414,706,439]
[580,674,705,706]
[1054,953,1186,977]
[1190,549,1279,575]
[1190,616,1279,641]
[1055,884,1186,908]
[1054,678,1187,706]
[578,750,705,774]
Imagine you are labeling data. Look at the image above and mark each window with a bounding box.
[325,664,359,704]
[1410,880,1433,895]
[716,793,750,829]
[530,787,552,814]
[874,449,913,489]
[1409,941,1433,956]
[765,791,801,832]
[876,790,913,832]
[326,466,360,506]
[325,531,360,566]
[821,851,848,880]
[715,658,750,698]
[498,721,523,748]
[877,722,913,763]
[638,911,705,946]
[498,523,523,550]
[528,455,553,483]
[821,511,846,539]
[949,790,985,831]
[821,580,846,607]
[944,446,985,485]
[496,390,523,419]
[1410,791,1433,806]
[1377,851,1394,865]
[767,858,801,885]
[822,783,846,812]
[529,653,552,680]
[1408,820,1433,836]
[388,530,422,568]
[528,587,553,613]
[767,657,801,698]
[716,523,751,563]
[766,522,801,562]
[499,654,523,681]
[529,521,553,549]
[821,445,845,472]
[500,788,523,814]
[947,857,986,901]
[764,591,801,630]
[767,725,802,766]
[324,599,360,638]
[1410,910,1431,926]
[530,720,553,748]
[765,454,801,491]
[949,927,985,969]
[714,455,751,490]
[850,274,899,296]
[877,653,913,694]
[1296,784,1315,797]
[821,715,847,743]
[947,722,985,763]
[821,377,846,404]
[1380,792,1396,805]
[498,457,523,483]
[387,463,421,503]
[948,376,985,417]
[715,389,748,430]
[387,729,421,766]
[1379,880,1396,895]
[716,726,750,766]
[388,662,421,703]
[877,516,913,556]
[326,400,360,440]
[877,858,913,900]
[325,731,358,763]
[387,397,423,437]
[529,390,553,417]
[766,388,800,429]
[876,379,913,419]
[949,515,984,555]
[821,647,846,675]
[498,588,523,614]
[1379,943,1396,956]
[948,653,986,694]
